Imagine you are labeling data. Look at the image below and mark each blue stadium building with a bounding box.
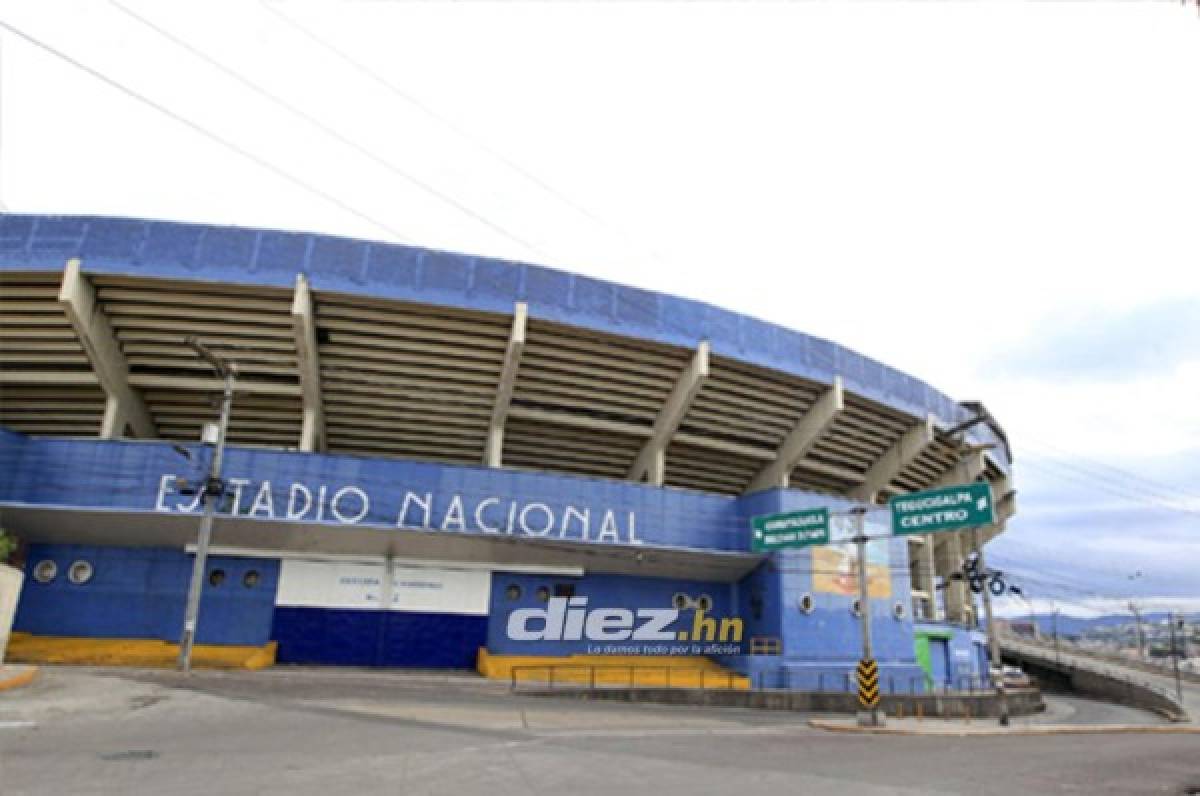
[0,214,1014,690]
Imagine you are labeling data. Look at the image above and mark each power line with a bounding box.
[0,17,412,243]
[1022,437,1200,503]
[107,0,545,261]
[1018,456,1200,519]
[259,0,667,269]
[1022,446,1200,509]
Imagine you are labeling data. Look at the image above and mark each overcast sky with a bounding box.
[2,1,1197,616]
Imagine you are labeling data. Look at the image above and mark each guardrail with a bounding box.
[1002,634,1200,685]
[1002,638,1188,721]
[510,664,739,691]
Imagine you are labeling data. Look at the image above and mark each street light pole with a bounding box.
[1168,612,1183,706]
[1128,600,1146,662]
[177,337,235,673]
[851,507,884,728]
[971,528,1010,726]
[1052,605,1061,666]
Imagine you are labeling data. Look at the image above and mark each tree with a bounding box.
[0,528,16,565]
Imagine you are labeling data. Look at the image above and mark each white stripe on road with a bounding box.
[0,721,36,730]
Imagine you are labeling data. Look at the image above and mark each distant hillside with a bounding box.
[1009,612,1200,637]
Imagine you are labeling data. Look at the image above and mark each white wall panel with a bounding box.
[390,567,490,615]
[276,560,384,610]
[277,559,491,615]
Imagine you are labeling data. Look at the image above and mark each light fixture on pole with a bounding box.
[177,336,236,673]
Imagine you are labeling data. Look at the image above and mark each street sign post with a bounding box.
[890,482,995,537]
[751,508,829,552]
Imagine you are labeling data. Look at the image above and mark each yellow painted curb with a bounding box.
[6,635,276,670]
[0,665,39,692]
[807,718,1200,736]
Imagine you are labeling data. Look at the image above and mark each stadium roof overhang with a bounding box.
[0,504,764,582]
[0,215,1014,516]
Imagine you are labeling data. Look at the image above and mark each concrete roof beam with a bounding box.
[484,302,527,467]
[746,376,844,493]
[291,274,326,452]
[848,413,937,503]
[57,258,155,438]
[628,341,710,484]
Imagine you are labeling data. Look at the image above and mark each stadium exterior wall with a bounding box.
[1,430,983,687]
[0,215,1005,688]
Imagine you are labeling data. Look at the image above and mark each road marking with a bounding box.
[0,720,36,730]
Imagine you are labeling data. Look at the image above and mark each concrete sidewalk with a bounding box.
[808,717,1200,736]
[0,664,38,692]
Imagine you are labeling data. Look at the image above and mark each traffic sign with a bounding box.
[890,482,995,537]
[751,508,829,552]
[856,658,880,708]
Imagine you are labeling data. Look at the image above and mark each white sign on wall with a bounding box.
[390,566,489,615]
[276,559,490,616]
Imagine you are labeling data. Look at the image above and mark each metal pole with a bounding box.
[177,368,234,672]
[1169,612,1183,706]
[972,528,1009,726]
[1129,600,1146,662]
[852,507,883,727]
[1052,607,1061,666]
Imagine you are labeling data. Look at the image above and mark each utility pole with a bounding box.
[177,337,236,673]
[971,528,1010,726]
[1052,606,1061,666]
[851,507,884,728]
[1168,612,1183,706]
[1128,601,1146,662]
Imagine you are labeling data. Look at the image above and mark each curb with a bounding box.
[0,665,39,692]
[807,718,1200,736]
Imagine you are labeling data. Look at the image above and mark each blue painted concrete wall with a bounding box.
[719,489,929,690]
[15,544,279,646]
[0,214,1011,468]
[914,622,993,689]
[0,434,745,553]
[486,571,738,656]
[271,608,486,668]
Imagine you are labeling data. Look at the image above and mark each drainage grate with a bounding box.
[99,750,158,762]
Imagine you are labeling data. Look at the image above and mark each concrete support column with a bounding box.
[629,341,709,485]
[908,536,938,621]
[59,258,155,438]
[746,377,843,493]
[485,302,526,468]
[291,273,325,452]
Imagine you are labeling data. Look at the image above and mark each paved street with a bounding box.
[1,667,1198,795]
[1006,638,1200,724]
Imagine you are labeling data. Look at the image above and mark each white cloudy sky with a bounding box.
[2,1,1198,615]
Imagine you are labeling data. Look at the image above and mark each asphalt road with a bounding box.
[1,667,1197,796]
[1007,638,1200,724]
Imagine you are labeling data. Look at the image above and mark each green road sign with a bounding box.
[890,482,995,536]
[751,508,829,552]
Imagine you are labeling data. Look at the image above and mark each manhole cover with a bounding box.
[99,750,158,761]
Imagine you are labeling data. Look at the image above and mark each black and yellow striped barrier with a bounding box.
[856,658,880,708]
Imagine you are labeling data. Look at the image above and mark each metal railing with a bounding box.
[1001,638,1187,717]
[1003,634,1200,685]
[767,671,998,695]
[510,664,740,692]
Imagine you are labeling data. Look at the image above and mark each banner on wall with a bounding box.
[812,515,892,599]
[275,559,490,615]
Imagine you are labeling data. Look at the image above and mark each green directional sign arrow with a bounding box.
[751,507,830,552]
[890,482,995,536]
